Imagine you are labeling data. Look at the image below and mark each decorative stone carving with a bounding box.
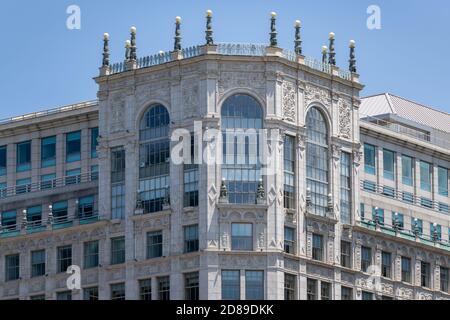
[218,71,266,98]
[338,98,352,139]
[110,100,125,134]
[282,81,296,123]
[182,81,199,118]
[304,84,331,107]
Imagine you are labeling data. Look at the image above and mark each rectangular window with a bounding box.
[83,287,99,301]
[284,274,296,300]
[421,261,431,288]
[57,291,72,300]
[382,186,395,198]
[222,270,240,300]
[0,145,6,176]
[184,166,199,208]
[231,223,253,251]
[0,182,6,199]
[421,197,433,209]
[185,272,199,300]
[307,278,317,300]
[284,227,295,254]
[312,234,323,261]
[84,241,99,269]
[341,287,353,300]
[91,165,99,181]
[401,257,411,283]
[381,251,392,279]
[16,178,31,195]
[420,161,432,192]
[360,203,365,220]
[412,218,423,235]
[392,212,404,230]
[245,271,264,300]
[111,148,126,183]
[57,245,72,273]
[363,180,376,192]
[438,167,449,196]
[184,225,199,253]
[430,223,442,241]
[284,135,296,209]
[364,144,376,175]
[111,237,125,265]
[2,211,17,231]
[111,283,125,300]
[31,250,46,277]
[40,173,56,190]
[139,279,152,300]
[340,152,351,224]
[441,267,449,293]
[158,276,170,301]
[146,231,163,259]
[321,282,331,300]
[372,207,384,225]
[402,192,414,204]
[91,127,99,158]
[16,141,31,172]
[402,155,414,186]
[361,246,372,273]
[362,291,374,300]
[27,206,42,227]
[65,168,81,185]
[41,136,56,168]
[5,254,20,281]
[341,241,351,268]
[439,203,450,214]
[383,149,395,181]
[52,201,68,223]
[111,184,125,220]
[30,295,46,301]
[66,131,81,163]
[78,195,95,219]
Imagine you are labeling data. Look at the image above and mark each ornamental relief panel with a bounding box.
[218,72,266,98]
[304,83,331,108]
[338,98,352,139]
[109,93,126,134]
[219,254,267,268]
[182,81,200,119]
[282,81,296,123]
[135,82,171,109]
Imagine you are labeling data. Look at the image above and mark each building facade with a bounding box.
[1,17,450,300]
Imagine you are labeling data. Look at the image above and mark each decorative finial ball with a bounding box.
[349,40,356,48]
[103,33,110,40]
[125,40,131,48]
[206,9,213,17]
[434,223,438,227]
[322,45,328,53]
[176,16,182,24]
[159,50,164,54]
[295,20,301,28]
[271,12,277,18]
[329,32,335,39]
[130,26,137,34]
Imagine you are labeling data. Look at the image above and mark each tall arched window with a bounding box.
[139,104,170,214]
[221,94,263,204]
[306,107,329,216]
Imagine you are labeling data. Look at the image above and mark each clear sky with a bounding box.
[0,0,449,118]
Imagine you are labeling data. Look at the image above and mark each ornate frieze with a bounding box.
[182,81,200,118]
[304,83,331,108]
[218,72,266,98]
[338,98,352,139]
[282,81,296,123]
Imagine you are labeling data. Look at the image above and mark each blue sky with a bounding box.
[0,0,449,118]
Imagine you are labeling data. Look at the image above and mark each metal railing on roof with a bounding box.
[108,43,353,81]
[0,100,98,126]
[360,113,450,150]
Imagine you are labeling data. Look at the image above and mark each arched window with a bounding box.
[139,104,170,214]
[221,94,263,204]
[306,107,329,216]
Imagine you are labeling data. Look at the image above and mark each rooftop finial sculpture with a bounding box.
[102,33,110,67]
[125,40,131,61]
[294,20,302,55]
[130,26,137,61]
[205,10,214,45]
[174,16,182,51]
[328,32,336,65]
[322,46,328,64]
[349,40,357,73]
[269,12,278,47]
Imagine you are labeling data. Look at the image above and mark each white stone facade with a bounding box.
[0,45,449,300]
